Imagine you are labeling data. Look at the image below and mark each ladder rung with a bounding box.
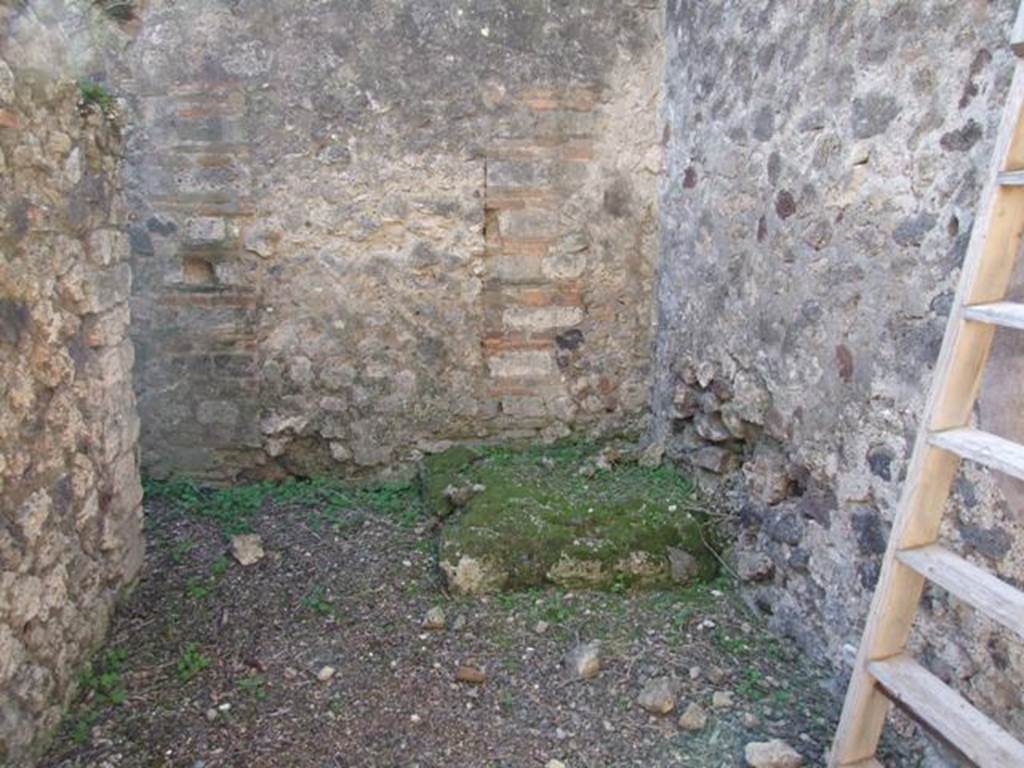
[997,169,1024,185]
[896,544,1024,638]
[964,301,1024,330]
[929,427,1024,482]
[868,655,1024,768]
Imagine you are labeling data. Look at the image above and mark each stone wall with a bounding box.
[116,0,664,483]
[0,4,143,763]
[654,0,1024,737]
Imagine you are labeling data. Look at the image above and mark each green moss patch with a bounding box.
[426,441,718,594]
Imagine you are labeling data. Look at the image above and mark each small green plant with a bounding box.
[79,647,128,706]
[536,594,573,624]
[185,577,212,600]
[414,538,434,554]
[736,667,767,701]
[77,79,115,113]
[771,688,795,706]
[609,573,629,595]
[176,642,211,682]
[93,0,135,21]
[69,647,128,744]
[237,674,267,700]
[145,477,202,510]
[70,711,98,744]
[713,626,752,656]
[144,474,425,539]
[167,537,196,565]
[362,481,423,527]
[210,556,230,578]
[301,585,334,616]
[328,693,346,714]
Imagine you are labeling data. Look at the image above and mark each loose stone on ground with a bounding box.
[564,641,601,680]
[316,666,336,683]
[744,739,804,768]
[230,534,265,566]
[422,606,446,630]
[455,665,487,684]
[712,690,735,709]
[678,702,708,731]
[637,676,677,715]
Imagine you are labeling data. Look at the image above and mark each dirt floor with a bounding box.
[41,483,924,768]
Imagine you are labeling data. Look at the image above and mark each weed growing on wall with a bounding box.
[77,79,115,115]
[92,0,135,21]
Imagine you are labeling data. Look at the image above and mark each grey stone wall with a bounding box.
[116,0,665,483]
[0,4,143,764]
[655,0,1024,734]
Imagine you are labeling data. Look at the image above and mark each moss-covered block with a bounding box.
[426,442,718,594]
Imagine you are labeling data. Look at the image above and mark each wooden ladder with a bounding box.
[830,6,1024,768]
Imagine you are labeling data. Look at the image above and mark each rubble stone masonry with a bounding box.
[118,0,665,483]
[654,0,1024,737]
[0,5,143,763]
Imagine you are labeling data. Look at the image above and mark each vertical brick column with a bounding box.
[482,88,597,430]
[131,82,262,481]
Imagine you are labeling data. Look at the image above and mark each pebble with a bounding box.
[317,665,336,682]
[423,606,446,630]
[742,712,761,728]
[712,690,734,709]
[707,666,726,684]
[452,614,467,631]
[205,708,217,722]
[744,739,803,768]
[230,534,264,566]
[637,677,677,715]
[678,702,708,731]
[455,665,487,684]
[546,761,566,768]
[688,665,701,680]
[534,620,550,635]
[564,641,601,680]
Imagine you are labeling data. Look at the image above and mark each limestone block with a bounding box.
[487,349,558,379]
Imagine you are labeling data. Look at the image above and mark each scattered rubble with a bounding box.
[230,534,265,566]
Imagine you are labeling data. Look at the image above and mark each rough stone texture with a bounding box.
[110,0,665,483]
[744,739,803,768]
[654,0,1024,735]
[0,4,144,764]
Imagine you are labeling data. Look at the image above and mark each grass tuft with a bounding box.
[176,642,211,683]
[77,79,115,114]
[144,476,423,538]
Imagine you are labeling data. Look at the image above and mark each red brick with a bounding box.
[482,335,555,352]
[498,283,584,308]
[519,87,599,112]
[484,188,560,208]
